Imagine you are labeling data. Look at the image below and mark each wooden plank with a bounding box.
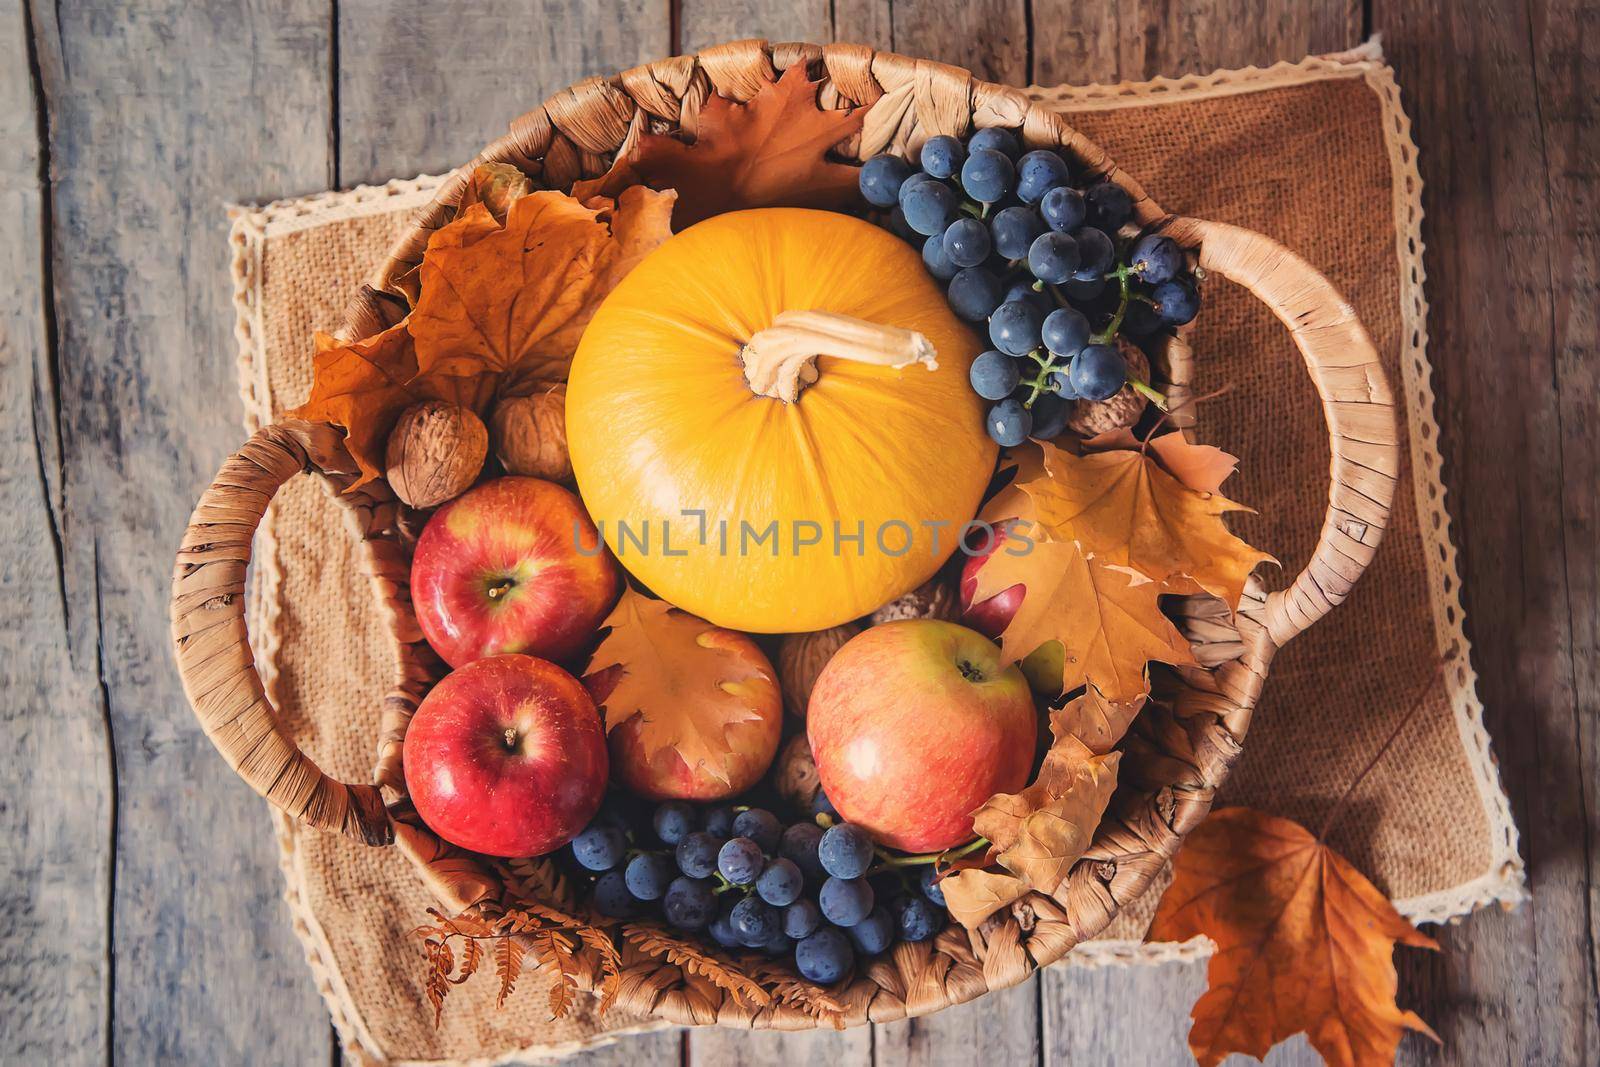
[336,0,672,186]
[26,1,339,1061]
[0,2,112,1063]
[876,978,1040,1064]
[678,0,831,56]
[1029,0,1361,85]
[1369,0,1599,1063]
[891,0,1030,84]
[688,1025,872,1067]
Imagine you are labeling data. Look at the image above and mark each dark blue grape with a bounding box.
[920,135,966,178]
[895,896,944,942]
[947,266,1004,321]
[942,217,992,268]
[675,831,722,879]
[989,299,1045,356]
[571,824,626,872]
[1016,149,1070,204]
[986,397,1031,446]
[1004,278,1051,315]
[887,204,918,243]
[795,927,854,984]
[899,179,957,236]
[960,149,1014,204]
[756,858,804,906]
[593,870,637,918]
[1030,394,1071,440]
[1123,298,1165,335]
[818,824,875,879]
[991,206,1045,260]
[1073,226,1114,281]
[1086,181,1133,231]
[652,801,697,846]
[918,866,946,906]
[783,898,823,940]
[847,906,895,955]
[718,836,765,885]
[1152,278,1200,325]
[731,896,781,947]
[819,876,875,927]
[1042,307,1092,358]
[859,153,913,208]
[1070,344,1127,402]
[662,876,717,930]
[1049,369,1080,399]
[733,808,782,853]
[922,232,959,280]
[969,350,1021,400]
[779,822,826,883]
[969,127,1020,159]
[1064,274,1106,302]
[1028,231,1080,285]
[1041,186,1086,233]
[708,902,741,948]
[704,806,736,838]
[761,929,794,957]
[623,853,674,902]
[1129,235,1182,284]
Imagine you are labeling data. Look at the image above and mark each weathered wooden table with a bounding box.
[5,1,1595,1063]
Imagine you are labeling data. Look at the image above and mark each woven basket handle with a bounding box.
[170,421,395,846]
[1161,217,1399,648]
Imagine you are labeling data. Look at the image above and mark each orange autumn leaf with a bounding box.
[1026,441,1273,608]
[1051,684,1148,755]
[1085,429,1241,495]
[610,63,864,230]
[972,736,1120,894]
[584,590,772,785]
[457,161,534,223]
[1149,808,1439,1067]
[287,324,493,485]
[970,535,1196,701]
[410,186,675,385]
[937,867,1031,929]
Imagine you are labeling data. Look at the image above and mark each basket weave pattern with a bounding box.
[171,40,1400,1029]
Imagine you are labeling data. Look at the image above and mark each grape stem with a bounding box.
[873,836,990,869]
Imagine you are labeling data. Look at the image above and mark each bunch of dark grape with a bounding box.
[568,796,948,984]
[858,129,1201,446]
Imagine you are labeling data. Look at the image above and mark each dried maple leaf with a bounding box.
[970,535,1196,701]
[938,867,1032,929]
[1051,685,1148,754]
[1025,441,1273,608]
[1150,808,1439,1067]
[972,736,1120,893]
[287,325,491,485]
[1085,429,1240,495]
[584,590,773,785]
[410,186,675,385]
[610,63,864,229]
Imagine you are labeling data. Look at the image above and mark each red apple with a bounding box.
[807,620,1036,852]
[404,654,608,857]
[584,629,783,801]
[411,476,619,668]
[960,520,1064,693]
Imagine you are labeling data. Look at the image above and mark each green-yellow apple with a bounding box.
[404,654,608,857]
[807,620,1036,851]
[411,476,619,668]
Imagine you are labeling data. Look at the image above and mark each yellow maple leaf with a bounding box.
[1025,440,1273,608]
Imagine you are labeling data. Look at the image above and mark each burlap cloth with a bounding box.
[226,42,1524,1065]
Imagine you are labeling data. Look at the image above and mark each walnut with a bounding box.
[385,401,487,509]
[775,733,822,813]
[491,385,571,481]
[869,576,960,625]
[1067,339,1151,437]
[776,622,861,719]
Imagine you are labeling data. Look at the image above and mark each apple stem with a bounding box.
[501,728,518,751]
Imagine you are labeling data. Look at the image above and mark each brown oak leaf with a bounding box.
[937,867,1032,930]
[969,535,1197,701]
[1025,440,1272,607]
[584,590,773,785]
[598,63,864,230]
[1051,684,1148,754]
[1149,808,1439,1067]
[972,736,1121,893]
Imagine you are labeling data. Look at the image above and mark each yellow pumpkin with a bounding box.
[567,208,995,633]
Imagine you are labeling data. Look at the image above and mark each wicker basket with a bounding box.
[171,40,1399,1030]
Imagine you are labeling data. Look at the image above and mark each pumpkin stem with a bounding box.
[740,310,938,403]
